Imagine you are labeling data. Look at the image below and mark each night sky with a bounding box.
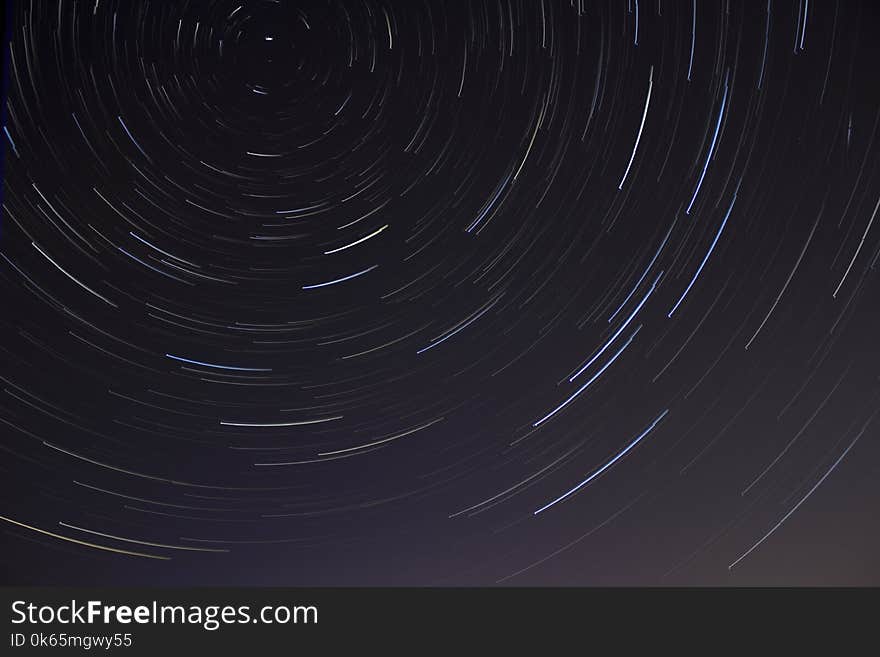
[1,0,879,586]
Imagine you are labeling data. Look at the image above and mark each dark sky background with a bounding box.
[1,0,879,586]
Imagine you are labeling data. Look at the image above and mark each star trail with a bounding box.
[1,0,879,586]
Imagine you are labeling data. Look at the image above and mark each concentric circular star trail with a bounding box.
[1,0,879,586]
